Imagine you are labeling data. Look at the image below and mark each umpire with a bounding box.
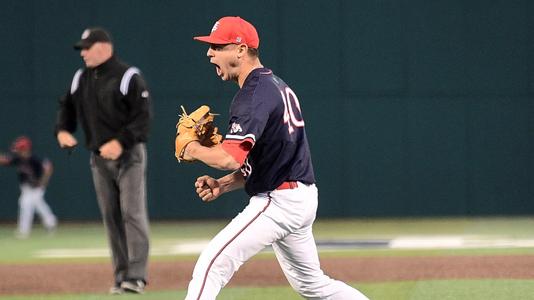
[55,27,151,294]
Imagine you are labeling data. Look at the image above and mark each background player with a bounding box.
[0,136,57,239]
[181,16,369,299]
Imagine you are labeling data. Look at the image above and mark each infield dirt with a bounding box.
[1,255,534,295]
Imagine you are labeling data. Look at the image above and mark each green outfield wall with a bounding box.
[0,1,532,220]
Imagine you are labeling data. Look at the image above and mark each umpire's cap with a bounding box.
[74,27,112,50]
[194,16,259,49]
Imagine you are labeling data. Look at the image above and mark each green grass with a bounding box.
[0,221,229,263]
[310,217,534,238]
[364,279,534,300]
[2,217,534,263]
[1,217,534,299]
[2,280,534,300]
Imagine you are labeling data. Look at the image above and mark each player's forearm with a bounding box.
[39,173,52,187]
[0,153,11,165]
[217,171,245,194]
[39,163,53,187]
[187,143,241,171]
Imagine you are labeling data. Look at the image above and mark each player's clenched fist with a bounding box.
[195,175,220,202]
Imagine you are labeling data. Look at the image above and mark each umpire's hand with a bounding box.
[99,139,123,160]
[57,130,78,148]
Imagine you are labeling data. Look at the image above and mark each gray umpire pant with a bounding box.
[90,143,150,284]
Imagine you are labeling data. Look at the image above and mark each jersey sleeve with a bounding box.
[225,92,271,148]
[42,158,52,167]
[221,139,253,166]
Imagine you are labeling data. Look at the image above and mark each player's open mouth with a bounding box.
[210,61,222,76]
[213,63,222,76]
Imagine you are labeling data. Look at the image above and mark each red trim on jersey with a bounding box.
[195,199,272,300]
[276,181,298,190]
[221,139,253,166]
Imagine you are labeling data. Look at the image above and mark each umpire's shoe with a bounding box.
[109,283,123,295]
[121,279,146,294]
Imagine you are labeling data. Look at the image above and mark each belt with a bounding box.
[276,181,298,190]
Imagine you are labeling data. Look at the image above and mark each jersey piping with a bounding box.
[195,199,272,300]
[225,133,256,142]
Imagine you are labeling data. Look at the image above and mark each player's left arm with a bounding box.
[185,142,241,170]
[38,159,53,187]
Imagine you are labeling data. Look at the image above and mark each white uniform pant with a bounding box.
[185,183,368,300]
[18,184,57,236]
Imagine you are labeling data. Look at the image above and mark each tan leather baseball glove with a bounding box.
[175,105,222,162]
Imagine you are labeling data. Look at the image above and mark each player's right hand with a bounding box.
[0,154,11,165]
[195,175,221,202]
[57,130,78,148]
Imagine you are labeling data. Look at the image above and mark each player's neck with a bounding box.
[237,61,263,88]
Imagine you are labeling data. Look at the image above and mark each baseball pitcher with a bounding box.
[174,16,369,300]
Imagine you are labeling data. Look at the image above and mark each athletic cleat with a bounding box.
[14,231,29,239]
[121,279,146,294]
[45,226,57,237]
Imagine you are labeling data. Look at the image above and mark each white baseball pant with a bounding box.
[185,183,369,300]
[17,184,57,237]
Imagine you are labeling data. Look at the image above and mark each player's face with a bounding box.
[80,42,112,68]
[207,44,240,82]
[13,149,31,159]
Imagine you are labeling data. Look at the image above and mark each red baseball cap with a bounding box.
[194,16,259,49]
[11,136,32,152]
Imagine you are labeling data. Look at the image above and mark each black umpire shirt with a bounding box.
[55,55,151,152]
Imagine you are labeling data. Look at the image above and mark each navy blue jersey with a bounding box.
[225,68,315,196]
[8,155,47,186]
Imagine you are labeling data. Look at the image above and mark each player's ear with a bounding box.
[236,44,248,58]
